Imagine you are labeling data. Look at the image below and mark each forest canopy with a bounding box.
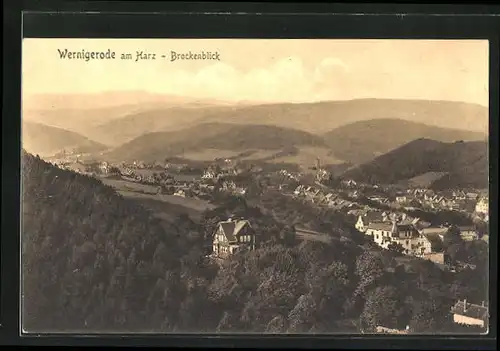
[21,151,488,334]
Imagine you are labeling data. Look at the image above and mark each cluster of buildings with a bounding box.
[201,167,241,180]
[54,159,118,176]
[393,188,481,213]
[219,180,247,196]
[355,210,479,260]
[293,185,361,211]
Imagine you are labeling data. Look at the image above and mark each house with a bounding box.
[212,218,256,258]
[368,222,430,255]
[342,179,357,187]
[466,192,479,200]
[202,170,216,179]
[458,226,478,241]
[99,161,110,174]
[396,196,407,203]
[294,185,305,196]
[475,197,489,214]
[355,211,383,232]
[174,189,186,197]
[450,300,488,328]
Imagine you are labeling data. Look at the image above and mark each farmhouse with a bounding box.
[212,218,256,259]
[450,300,488,328]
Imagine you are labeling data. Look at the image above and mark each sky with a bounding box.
[22,39,489,106]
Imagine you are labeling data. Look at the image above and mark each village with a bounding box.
[52,154,489,258]
[49,153,490,332]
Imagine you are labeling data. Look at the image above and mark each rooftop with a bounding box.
[367,222,394,232]
[218,219,251,242]
[451,301,488,320]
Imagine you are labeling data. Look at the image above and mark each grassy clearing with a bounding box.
[407,171,449,187]
[179,149,243,161]
[272,146,344,167]
[101,177,158,194]
[117,190,209,221]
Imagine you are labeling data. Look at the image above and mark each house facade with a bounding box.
[458,226,479,241]
[355,212,383,233]
[475,197,489,214]
[212,218,256,259]
[367,222,432,255]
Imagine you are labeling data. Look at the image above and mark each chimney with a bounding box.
[463,299,467,313]
[482,301,485,307]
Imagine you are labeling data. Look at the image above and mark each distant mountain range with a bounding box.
[22,92,233,143]
[23,94,488,147]
[22,121,107,157]
[321,118,486,164]
[341,138,488,190]
[22,91,232,111]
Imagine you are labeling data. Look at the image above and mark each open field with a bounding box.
[101,177,158,194]
[180,148,243,161]
[117,190,214,221]
[406,171,449,187]
[272,146,345,166]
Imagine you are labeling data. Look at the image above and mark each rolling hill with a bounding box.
[322,119,486,164]
[77,98,487,147]
[103,123,329,163]
[22,121,108,157]
[340,138,488,189]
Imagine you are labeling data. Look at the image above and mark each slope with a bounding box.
[340,139,488,189]
[322,118,486,164]
[103,123,329,162]
[21,150,190,332]
[22,121,108,157]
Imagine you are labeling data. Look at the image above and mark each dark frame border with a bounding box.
[2,2,498,348]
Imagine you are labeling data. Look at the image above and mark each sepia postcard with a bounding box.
[21,38,489,335]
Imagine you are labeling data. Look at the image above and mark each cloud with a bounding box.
[158,56,346,102]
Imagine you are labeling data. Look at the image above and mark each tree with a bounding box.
[409,294,453,333]
[287,294,318,333]
[279,225,296,247]
[360,286,407,331]
[387,242,405,255]
[354,251,385,298]
[265,315,288,333]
